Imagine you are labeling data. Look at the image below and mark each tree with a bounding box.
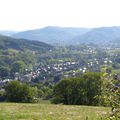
[101,73,120,119]
[0,90,5,102]
[0,66,10,79]
[5,81,38,103]
[52,72,102,105]
[11,61,25,73]
[52,79,71,104]
[82,72,102,105]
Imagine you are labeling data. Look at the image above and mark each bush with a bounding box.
[5,81,38,103]
[52,72,102,105]
[101,73,120,119]
[0,90,6,102]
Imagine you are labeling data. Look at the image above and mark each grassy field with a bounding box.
[0,103,110,120]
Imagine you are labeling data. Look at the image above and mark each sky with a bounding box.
[0,0,120,31]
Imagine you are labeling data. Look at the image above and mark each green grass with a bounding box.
[0,103,110,120]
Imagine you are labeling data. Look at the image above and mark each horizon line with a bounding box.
[0,25,120,31]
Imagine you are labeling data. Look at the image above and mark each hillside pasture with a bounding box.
[0,103,110,120]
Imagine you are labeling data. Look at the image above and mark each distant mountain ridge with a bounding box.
[5,26,120,46]
[12,26,91,45]
[74,26,120,45]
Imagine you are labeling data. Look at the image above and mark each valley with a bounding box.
[0,26,120,119]
[0,0,120,119]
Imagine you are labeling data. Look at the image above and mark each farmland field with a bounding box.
[0,103,110,120]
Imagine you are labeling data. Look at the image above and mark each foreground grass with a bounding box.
[0,103,110,120]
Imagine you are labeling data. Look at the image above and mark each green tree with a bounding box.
[101,73,120,119]
[52,72,102,105]
[0,66,10,79]
[5,81,38,103]
[82,72,102,105]
[11,61,25,73]
[52,79,71,104]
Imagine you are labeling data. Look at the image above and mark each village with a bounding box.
[0,45,116,86]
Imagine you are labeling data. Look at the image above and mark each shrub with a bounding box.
[5,80,38,103]
[52,72,102,105]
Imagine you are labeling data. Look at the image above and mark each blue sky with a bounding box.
[0,0,120,31]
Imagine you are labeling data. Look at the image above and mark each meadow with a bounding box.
[0,103,110,120]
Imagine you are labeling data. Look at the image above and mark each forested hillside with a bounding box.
[0,35,51,51]
[74,26,120,45]
[12,26,91,44]
[11,26,120,46]
[0,35,52,80]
